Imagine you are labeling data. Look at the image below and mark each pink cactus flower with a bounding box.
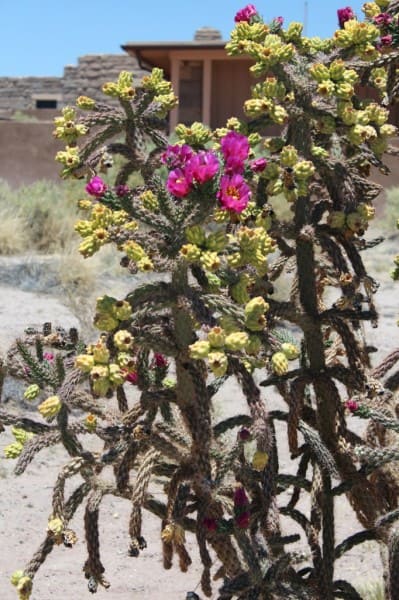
[115,184,130,197]
[250,157,267,173]
[161,144,193,169]
[234,4,258,23]
[217,174,251,213]
[374,13,393,27]
[337,7,355,28]
[220,131,250,174]
[167,168,193,198]
[186,150,220,184]
[43,352,54,362]
[234,485,249,508]
[153,353,168,368]
[345,399,359,413]
[125,371,138,384]
[85,175,107,197]
[380,34,393,46]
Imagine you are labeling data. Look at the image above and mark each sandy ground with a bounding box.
[0,237,397,599]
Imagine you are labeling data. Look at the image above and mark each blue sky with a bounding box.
[2,0,366,77]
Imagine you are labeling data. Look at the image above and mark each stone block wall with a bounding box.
[0,54,148,116]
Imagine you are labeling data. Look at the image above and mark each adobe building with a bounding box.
[122,26,253,131]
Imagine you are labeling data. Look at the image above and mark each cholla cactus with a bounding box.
[3,3,399,599]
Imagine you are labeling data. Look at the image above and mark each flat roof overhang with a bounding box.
[121,41,228,75]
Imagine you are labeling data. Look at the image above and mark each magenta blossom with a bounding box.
[249,157,267,173]
[380,34,393,46]
[272,16,284,28]
[85,175,107,197]
[217,174,251,213]
[203,517,218,532]
[234,4,258,23]
[345,399,359,413]
[115,184,130,197]
[43,352,54,362]
[221,131,250,173]
[374,13,393,27]
[161,144,193,169]
[235,511,250,528]
[153,353,168,368]
[167,168,193,198]
[186,150,220,184]
[234,485,249,508]
[337,6,355,28]
[125,371,138,385]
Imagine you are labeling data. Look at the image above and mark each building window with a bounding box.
[35,99,58,109]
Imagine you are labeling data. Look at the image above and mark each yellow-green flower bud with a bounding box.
[280,145,299,167]
[185,225,206,246]
[225,331,249,351]
[346,212,367,233]
[271,352,289,375]
[74,219,93,236]
[180,243,202,262]
[285,22,303,41]
[335,82,354,100]
[11,570,25,587]
[357,203,375,221]
[75,354,95,372]
[207,326,226,348]
[208,351,228,377]
[317,80,335,97]
[206,231,228,252]
[246,335,262,356]
[91,365,110,397]
[271,104,288,125]
[94,313,119,332]
[189,340,211,359]
[281,342,300,360]
[293,160,315,180]
[11,427,33,445]
[109,363,125,386]
[96,294,116,313]
[92,341,110,364]
[4,441,24,458]
[48,516,64,537]
[380,124,397,138]
[362,2,380,17]
[245,313,267,332]
[309,63,331,82]
[329,59,346,81]
[114,330,134,351]
[84,413,97,432]
[78,235,98,258]
[328,211,346,229]
[200,251,221,272]
[245,296,269,317]
[252,450,269,471]
[76,95,96,110]
[311,145,329,160]
[123,240,146,262]
[137,256,154,271]
[16,575,33,600]
[23,384,40,400]
[112,300,132,321]
[38,395,61,420]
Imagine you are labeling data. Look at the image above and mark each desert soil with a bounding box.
[0,233,397,599]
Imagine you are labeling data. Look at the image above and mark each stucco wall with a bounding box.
[0,122,62,187]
